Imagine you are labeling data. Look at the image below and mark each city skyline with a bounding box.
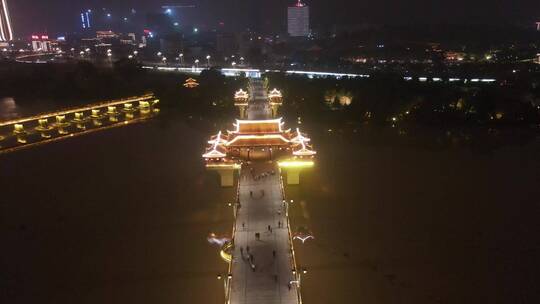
[5,0,540,37]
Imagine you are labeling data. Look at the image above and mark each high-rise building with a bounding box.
[0,0,14,41]
[287,0,309,37]
[81,10,92,30]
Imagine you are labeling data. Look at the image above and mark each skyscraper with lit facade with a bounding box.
[0,0,14,41]
[287,0,309,37]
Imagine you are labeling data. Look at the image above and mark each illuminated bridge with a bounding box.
[0,94,159,154]
[203,79,314,304]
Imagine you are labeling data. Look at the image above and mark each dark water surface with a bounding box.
[287,126,540,304]
[1,111,540,304]
[1,116,234,304]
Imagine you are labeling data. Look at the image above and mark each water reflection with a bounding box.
[0,97,18,121]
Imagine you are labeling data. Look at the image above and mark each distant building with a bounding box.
[287,1,309,37]
[0,0,14,41]
[81,10,92,30]
[217,33,239,55]
[96,31,118,39]
[31,35,53,52]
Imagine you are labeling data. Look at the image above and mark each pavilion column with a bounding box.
[238,106,247,119]
[271,105,279,117]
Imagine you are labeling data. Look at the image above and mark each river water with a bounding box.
[1,106,540,303]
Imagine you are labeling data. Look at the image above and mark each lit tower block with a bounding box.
[0,0,14,42]
[203,119,316,186]
[268,89,283,117]
[234,89,249,118]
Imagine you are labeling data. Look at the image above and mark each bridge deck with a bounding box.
[229,163,300,304]
[228,79,300,304]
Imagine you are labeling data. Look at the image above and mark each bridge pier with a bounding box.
[74,112,84,121]
[284,168,301,185]
[123,103,134,112]
[55,115,69,127]
[107,106,117,115]
[217,169,235,187]
[13,123,25,134]
[36,118,52,131]
[139,100,150,109]
[91,109,101,118]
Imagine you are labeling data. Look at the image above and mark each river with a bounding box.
[1,106,540,303]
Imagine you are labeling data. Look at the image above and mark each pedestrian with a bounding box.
[240,247,244,256]
[288,283,291,290]
[250,190,253,197]
[267,225,271,231]
[274,274,278,282]
[272,250,276,258]
[250,254,254,262]
[242,222,245,228]
[246,246,250,253]
[251,264,256,272]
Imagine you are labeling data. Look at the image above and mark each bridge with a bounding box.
[0,94,159,154]
[203,79,315,303]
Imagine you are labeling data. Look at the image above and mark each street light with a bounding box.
[179,53,184,65]
[206,55,211,67]
[195,59,199,69]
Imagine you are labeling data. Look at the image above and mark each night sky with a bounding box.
[7,0,540,36]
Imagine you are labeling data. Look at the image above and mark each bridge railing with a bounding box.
[278,168,303,304]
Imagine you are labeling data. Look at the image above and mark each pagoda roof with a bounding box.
[269,88,283,98]
[231,118,285,134]
[226,134,291,147]
[234,89,249,99]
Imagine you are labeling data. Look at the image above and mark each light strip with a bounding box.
[225,134,291,146]
[2,0,13,40]
[278,160,315,168]
[232,118,285,133]
[0,1,6,41]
